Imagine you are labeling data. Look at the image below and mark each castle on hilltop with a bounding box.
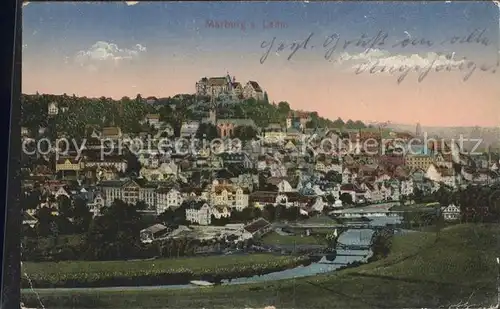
[195,73,265,102]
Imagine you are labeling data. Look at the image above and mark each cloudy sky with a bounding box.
[22,1,499,127]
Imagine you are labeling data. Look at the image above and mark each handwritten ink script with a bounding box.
[259,29,497,83]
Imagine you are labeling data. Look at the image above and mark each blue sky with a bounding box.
[22,1,500,127]
[23,1,499,57]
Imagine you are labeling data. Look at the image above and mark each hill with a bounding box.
[20,93,369,139]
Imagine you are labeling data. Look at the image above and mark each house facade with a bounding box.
[442,204,461,221]
[242,81,265,101]
[185,202,212,225]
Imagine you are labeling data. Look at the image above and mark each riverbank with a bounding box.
[22,224,500,308]
[261,232,327,246]
[21,254,311,288]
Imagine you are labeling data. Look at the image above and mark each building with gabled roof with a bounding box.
[243,81,265,101]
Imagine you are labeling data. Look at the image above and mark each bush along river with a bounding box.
[22,215,403,291]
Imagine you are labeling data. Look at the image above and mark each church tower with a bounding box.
[415,122,422,137]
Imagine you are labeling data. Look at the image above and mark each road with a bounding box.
[331,202,399,214]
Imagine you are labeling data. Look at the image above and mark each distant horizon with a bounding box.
[22,2,500,127]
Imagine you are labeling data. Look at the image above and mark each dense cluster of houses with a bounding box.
[22,121,500,228]
[21,86,500,234]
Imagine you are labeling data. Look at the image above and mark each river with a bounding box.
[25,215,404,292]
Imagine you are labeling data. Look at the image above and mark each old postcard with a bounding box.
[19,1,500,308]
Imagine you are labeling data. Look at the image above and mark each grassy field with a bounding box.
[261,232,326,245]
[23,224,500,308]
[22,254,293,276]
[21,254,309,288]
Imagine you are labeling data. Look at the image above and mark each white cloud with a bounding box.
[333,48,469,76]
[125,1,139,6]
[73,41,147,70]
[336,48,465,68]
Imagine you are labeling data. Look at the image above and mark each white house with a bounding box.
[400,178,414,197]
[144,114,161,129]
[180,121,200,138]
[156,188,184,215]
[48,102,59,116]
[361,183,383,203]
[54,187,70,199]
[242,81,265,101]
[209,182,249,211]
[310,196,326,213]
[212,206,231,219]
[442,204,461,221]
[426,164,456,188]
[342,167,356,184]
[87,193,105,217]
[185,202,212,225]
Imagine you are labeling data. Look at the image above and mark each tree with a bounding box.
[277,102,290,115]
[353,120,366,129]
[57,195,72,218]
[135,201,149,211]
[124,150,141,176]
[305,120,316,129]
[262,204,276,222]
[73,198,92,233]
[21,191,40,211]
[158,209,176,224]
[413,188,424,203]
[233,125,258,141]
[340,193,353,205]
[332,118,345,128]
[371,228,393,259]
[434,186,452,206]
[434,209,445,242]
[325,194,336,204]
[325,171,342,184]
[195,123,218,140]
[275,204,287,221]
[85,199,142,260]
[34,207,56,237]
[158,104,173,122]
